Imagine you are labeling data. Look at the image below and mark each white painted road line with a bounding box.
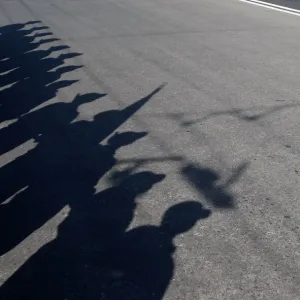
[239,0,300,16]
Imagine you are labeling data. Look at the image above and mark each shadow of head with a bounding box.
[23,26,49,32]
[25,21,42,25]
[57,52,82,61]
[107,131,147,149]
[48,45,70,52]
[119,171,165,195]
[0,24,24,33]
[161,201,211,236]
[73,92,106,106]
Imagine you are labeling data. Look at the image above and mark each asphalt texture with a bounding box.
[1,0,300,299]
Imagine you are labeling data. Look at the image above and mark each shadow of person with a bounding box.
[0,172,166,300]
[0,92,104,156]
[17,26,49,37]
[0,78,79,123]
[89,171,166,243]
[0,128,148,255]
[0,45,70,85]
[66,83,165,146]
[0,84,163,256]
[0,22,42,61]
[102,201,211,300]
[0,49,82,124]
[0,52,81,89]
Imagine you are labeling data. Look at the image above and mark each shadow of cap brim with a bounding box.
[59,53,82,60]
[38,38,60,44]
[49,45,70,52]
[156,174,166,180]
[73,93,107,105]
[201,208,211,218]
[30,26,49,31]
[25,21,42,25]
[109,131,148,144]
[33,32,53,38]
[151,174,166,183]
[55,65,83,74]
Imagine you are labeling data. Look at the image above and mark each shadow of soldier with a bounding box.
[102,201,211,300]
[0,22,81,124]
[0,171,166,300]
[0,21,214,300]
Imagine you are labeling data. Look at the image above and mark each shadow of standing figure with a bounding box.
[0,84,162,255]
[102,201,211,300]
[0,22,42,62]
[0,172,166,300]
[0,92,103,156]
[0,52,81,123]
[0,127,147,255]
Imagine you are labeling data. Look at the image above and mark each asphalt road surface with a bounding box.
[1,0,300,299]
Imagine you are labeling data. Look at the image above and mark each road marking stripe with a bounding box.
[239,0,300,16]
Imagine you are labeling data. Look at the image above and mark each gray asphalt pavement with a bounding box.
[1,0,300,299]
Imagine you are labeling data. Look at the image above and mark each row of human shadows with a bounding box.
[0,22,211,300]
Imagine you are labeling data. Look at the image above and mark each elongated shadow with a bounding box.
[181,162,246,209]
[0,21,213,300]
[179,104,299,127]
